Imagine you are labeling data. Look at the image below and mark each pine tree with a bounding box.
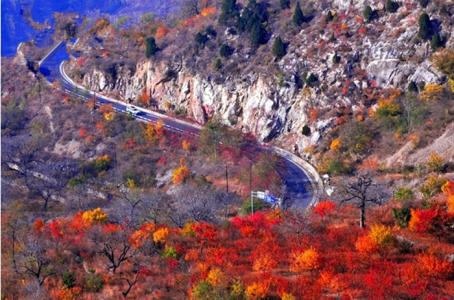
[250,22,267,48]
[219,0,239,26]
[272,36,286,60]
[419,0,430,8]
[280,0,290,9]
[145,37,158,58]
[418,12,431,40]
[293,2,305,27]
[385,0,399,13]
[431,33,442,50]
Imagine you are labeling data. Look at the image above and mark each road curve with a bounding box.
[38,41,322,209]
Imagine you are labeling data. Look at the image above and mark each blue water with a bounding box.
[1,0,182,57]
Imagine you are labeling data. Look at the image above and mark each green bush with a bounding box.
[62,271,76,288]
[420,176,447,199]
[239,198,269,215]
[394,187,414,202]
[84,272,103,292]
[392,207,411,228]
[162,246,178,259]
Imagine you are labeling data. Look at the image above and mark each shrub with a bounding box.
[426,152,444,172]
[392,207,411,228]
[84,272,103,292]
[162,245,178,259]
[293,2,305,27]
[420,176,448,198]
[369,224,394,247]
[62,271,76,288]
[409,208,438,232]
[240,198,269,215]
[394,187,414,202]
[272,36,286,60]
[432,49,454,79]
[419,83,443,101]
[219,44,234,57]
[418,13,432,40]
[290,248,319,271]
[145,37,159,58]
[172,165,190,184]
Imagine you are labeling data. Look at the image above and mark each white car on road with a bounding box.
[126,105,141,116]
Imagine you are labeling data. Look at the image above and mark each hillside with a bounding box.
[2,0,454,299]
[65,0,454,171]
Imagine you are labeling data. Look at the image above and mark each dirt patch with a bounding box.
[53,139,82,159]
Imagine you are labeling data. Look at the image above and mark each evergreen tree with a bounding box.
[419,0,430,8]
[250,22,267,48]
[219,0,239,26]
[418,12,432,40]
[305,73,318,87]
[408,81,418,93]
[272,36,286,60]
[325,10,334,23]
[195,32,209,46]
[219,44,234,57]
[145,37,158,58]
[293,2,305,27]
[363,6,372,22]
[431,33,443,50]
[280,0,291,9]
[385,0,399,13]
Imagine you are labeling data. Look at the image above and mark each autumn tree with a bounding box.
[341,174,384,228]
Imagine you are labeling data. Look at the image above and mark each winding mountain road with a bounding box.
[38,41,322,209]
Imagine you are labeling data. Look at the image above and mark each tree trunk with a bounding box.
[360,205,366,228]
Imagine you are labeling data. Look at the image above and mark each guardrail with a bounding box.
[38,40,64,66]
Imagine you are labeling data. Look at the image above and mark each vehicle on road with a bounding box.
[126,105,141,116]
